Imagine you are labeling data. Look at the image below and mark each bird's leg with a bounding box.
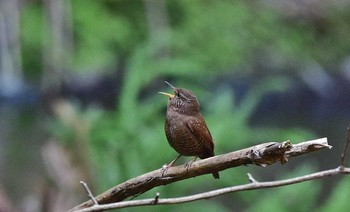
[184,157,198,170]
[167,154,182,167]
[161,155,182,177]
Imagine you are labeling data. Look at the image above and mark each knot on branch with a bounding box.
[249,141,292,166]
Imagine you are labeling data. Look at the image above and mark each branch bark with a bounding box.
[70,138,331,211]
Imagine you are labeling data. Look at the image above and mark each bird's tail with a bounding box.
[212,172,220,179]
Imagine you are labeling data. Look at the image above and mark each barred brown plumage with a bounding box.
[159,81,220,179]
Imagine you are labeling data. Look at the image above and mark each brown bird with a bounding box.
[159,81,220,179]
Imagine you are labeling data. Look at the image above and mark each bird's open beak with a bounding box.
[159,81,176,99]
[158,92,175,99]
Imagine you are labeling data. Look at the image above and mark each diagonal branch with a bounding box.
[69,138,331,211]
[73,167,350,212]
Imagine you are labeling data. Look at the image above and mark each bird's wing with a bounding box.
[186,116,215,157]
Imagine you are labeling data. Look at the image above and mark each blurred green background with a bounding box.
[1,0,350,211]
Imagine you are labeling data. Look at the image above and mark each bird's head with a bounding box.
[159,81,200,115]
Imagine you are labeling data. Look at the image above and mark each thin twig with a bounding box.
[153,192,160,204]
[247,173,258,183]
[340,127,350,168]
[73,167,350,212]
[80,181,98,206]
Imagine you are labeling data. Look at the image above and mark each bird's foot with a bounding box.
[160,164,170,177]
[160,155,182,177]
[184,157,198,171]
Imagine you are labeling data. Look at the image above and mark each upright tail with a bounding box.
[200,154,220,179]
[212,172,220,179]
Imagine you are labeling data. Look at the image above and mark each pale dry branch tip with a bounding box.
[284,137,331,158]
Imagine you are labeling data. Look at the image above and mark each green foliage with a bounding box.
[21,5,45,49]
[172,1,252,71]
[48,117,76,146]
[21,5,45,78]
[71,0,136,71]
[20,1,350,75]
[321,177,350,212]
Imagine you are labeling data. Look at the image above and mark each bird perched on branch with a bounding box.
[159,81,220,179]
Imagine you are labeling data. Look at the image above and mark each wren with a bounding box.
[159,81,220,179]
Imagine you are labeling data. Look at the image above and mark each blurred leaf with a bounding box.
[320,177,350,212]
[72,0,133,71]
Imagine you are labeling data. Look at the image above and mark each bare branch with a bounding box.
[73,167,350,212]
[69,138,330,211]
[340,127,350,167]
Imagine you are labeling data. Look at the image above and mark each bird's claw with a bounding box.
[184,161,194,171]
[184,157,197,170]
[160,155,182,177]
[160,164,169,177]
